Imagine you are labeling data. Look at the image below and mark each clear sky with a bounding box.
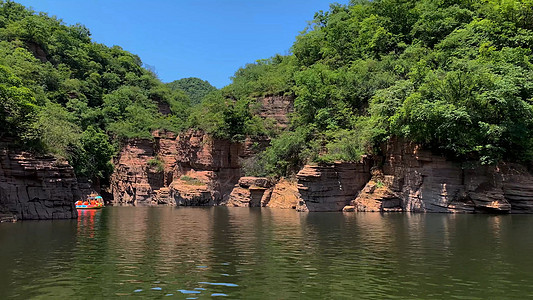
[16,0,349,88]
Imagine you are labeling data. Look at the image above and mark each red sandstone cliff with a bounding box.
[256,95,294,129]
[110,94,294,206]
[110,130,264,206]
[351,140,533,213]
[296,160,372,212]
[294,139,533,213]
[0,149,80,220]
[226,177,300,209]
[227,177,273,207]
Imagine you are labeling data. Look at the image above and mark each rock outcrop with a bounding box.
[256,95,294,129]
[297,160,371,212]
[0,150,79,220]
[352,139,533,213]
[110,94,294,207]
[265,179,300,209]
[226,177,300,209]
[110,137,165,206]
[350,179,402,213]
[110,127,533,213]
[227,177,273,207]
[110,130,262,206]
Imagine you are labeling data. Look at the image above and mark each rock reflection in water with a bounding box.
[1,207,533,298]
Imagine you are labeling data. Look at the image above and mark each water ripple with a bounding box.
[2,208,533,299]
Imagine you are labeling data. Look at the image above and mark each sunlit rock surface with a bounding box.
[111,130,262,206]
[227,177,272,207]
[353,139,533,213]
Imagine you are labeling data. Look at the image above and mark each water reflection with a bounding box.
[2,208,533,298]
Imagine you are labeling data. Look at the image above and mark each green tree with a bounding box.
[167,77,217,105]
[0,64,35,139]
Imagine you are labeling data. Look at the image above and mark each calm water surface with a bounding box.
[1,207,533,299]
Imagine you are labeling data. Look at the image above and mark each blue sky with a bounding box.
[16,0,349,88]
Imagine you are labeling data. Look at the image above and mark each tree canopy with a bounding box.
[0,1,191,185]
[167,77,217,105]
[217,0,533,176]
[3,0,533,181]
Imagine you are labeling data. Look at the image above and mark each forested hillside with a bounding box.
[2,0,533,183]
[210,0,533,176]
[0,1,196,185]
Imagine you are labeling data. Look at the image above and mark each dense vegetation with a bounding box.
[167,77,217,105]
[2,0,533,182]
[215,0,533,176]
[0,1,194,185]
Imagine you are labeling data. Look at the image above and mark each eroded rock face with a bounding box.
[351,180,402,212]
[502,164,533,213]
[227,177,272,207]
[353,140,533,213]
[111,131,184,206]
[173,130,245,204]
[110,138,164,206]
[227,177,301,209]
[0,150,79,220]
[110,94,294,206]
[257,95,294,129]
[297,160,372,212]
[110,130,260,206]
[266,179,300,209]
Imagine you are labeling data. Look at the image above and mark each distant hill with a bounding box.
[167,77,217,105]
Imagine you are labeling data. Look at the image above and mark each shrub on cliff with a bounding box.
[187,90,269,141]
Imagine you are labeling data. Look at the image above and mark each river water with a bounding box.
[1,207,533,299]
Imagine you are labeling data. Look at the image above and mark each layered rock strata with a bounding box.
[111,130,260,206]
[111,94,293,206]
[226,177,300,209]
[297,160,371,212]
[257,95,294,129]
[227,177,273,207]
[0,150,79,220]
[353,140,533,213]
[111,138,164,205]
[111,127,533,213]
[266,179,300,209]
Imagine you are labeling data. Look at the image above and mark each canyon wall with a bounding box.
[294,140,533,214]
[110,130,260,206]
[0,149,80,220]
[351,140,533,213]
[110,94,294,207]
[296,160,371,212]
[109,91,533,213]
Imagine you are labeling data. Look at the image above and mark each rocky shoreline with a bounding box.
[0,149,81,220]
[108,131,533,214]
[3,131,533,220]
[2,96,531,217]
[4,131,533,220]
